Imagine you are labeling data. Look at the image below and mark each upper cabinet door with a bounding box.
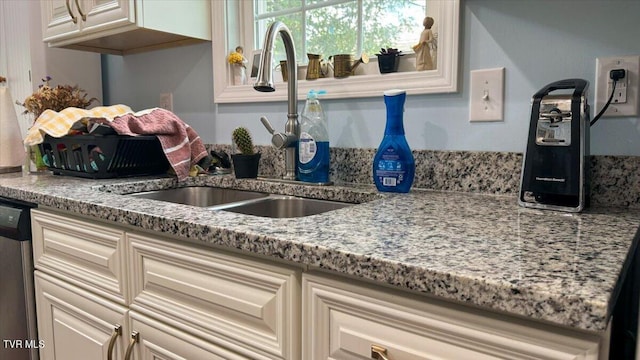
[42,0,134,42]
[41,0,82,40]
[79,0,134,35]
[40,0,210,55]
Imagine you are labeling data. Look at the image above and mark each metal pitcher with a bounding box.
[306,53,324,80]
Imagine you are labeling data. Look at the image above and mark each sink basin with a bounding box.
[128,187,269,207]
[221,196,353,218]
[127,186,355,218]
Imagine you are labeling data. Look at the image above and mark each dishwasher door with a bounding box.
[0,199,39,360]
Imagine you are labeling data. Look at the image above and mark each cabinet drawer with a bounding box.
[31,209,128,304]
[128,232,301,360]
[303,273,603,360]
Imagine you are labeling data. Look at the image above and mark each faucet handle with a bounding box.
[260,116,276,134]
[260,116,291,149]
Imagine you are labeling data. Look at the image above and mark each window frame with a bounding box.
[212,0,459,104]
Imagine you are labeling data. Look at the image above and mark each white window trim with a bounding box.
[212,0,459,104]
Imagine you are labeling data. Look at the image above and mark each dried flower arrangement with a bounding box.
[17,76,98,118]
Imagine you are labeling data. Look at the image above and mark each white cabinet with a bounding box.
[31,209,128,304]
[34,271,129,360]
[128,311,246,360]
[41,0,211,55]
[35,272,241,360]
[302,273,608,360]
[128,232,301,359]
[41,0,133,43]
[31,209,301,360]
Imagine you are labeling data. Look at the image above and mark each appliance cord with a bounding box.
[589,70,625,126]
[590,78,619,126]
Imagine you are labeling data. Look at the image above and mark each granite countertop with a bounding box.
[1,171,639,333]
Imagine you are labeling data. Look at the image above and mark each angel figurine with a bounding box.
[412,16,436,71]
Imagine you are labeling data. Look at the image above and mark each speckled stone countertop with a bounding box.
[1,171,639,334]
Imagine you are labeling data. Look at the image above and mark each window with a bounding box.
[253,0,427,64]
[212,0,459,104]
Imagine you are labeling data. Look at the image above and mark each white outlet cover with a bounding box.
[160,92,173,111]
[595,55,640,117]
[469,67,505,122]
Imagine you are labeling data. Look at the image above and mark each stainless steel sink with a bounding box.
[127,186,355,218]
[128,187,269,207]
[220,196,353,218]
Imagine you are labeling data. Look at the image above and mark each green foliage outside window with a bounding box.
[254,0,426,63]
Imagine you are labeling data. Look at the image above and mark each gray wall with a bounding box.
[103,0,640,155]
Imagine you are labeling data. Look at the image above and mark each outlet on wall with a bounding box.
[160,92,173,111]
[594,55,640,117]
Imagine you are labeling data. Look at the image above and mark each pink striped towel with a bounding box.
[105,108,207,181]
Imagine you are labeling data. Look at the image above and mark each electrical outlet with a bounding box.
[469,67,505,122]
[595,55,640,117]
[159,92,173,111]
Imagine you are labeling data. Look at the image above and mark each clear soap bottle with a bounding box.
[373,89,415,192]
[298,90,330,183]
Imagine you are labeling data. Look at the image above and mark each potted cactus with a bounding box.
[231,126,261,178]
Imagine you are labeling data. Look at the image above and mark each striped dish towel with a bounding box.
[103,108,208,181]
[24,105,133,146]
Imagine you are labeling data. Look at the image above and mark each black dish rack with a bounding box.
[38,134,169,179]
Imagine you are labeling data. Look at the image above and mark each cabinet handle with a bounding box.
[123,331,139,360]
[65,0,77,24]
[106,324,122,360]
[74,0,87,21]
[371,344,390,360]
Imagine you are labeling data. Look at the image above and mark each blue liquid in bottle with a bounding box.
[298,140,329,183]
[373,89,415,193]
[298,90,330,183]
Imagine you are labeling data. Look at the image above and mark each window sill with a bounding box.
[215,63,456,103]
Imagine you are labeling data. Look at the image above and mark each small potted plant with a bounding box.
[376,47,403,74]
[231,126,260,178]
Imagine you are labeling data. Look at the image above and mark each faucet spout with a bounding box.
[254,21,299,181]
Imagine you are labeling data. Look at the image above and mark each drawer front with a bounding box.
[128,232,301,360]
[303,273,601,360]
[31,209,128,304]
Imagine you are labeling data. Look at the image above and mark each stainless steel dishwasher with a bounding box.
[0,197,39,360]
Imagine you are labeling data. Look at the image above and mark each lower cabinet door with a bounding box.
[128,311,247,360]
[303,273,603,360]
[34,271,130,360]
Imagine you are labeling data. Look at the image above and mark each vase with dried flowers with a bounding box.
[228,46,248,85]
[17,76,98,171]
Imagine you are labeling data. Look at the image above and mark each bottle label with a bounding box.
[298,132,317,164]
[375,147,406,187]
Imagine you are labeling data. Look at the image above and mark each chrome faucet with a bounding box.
[254,21,298,181]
